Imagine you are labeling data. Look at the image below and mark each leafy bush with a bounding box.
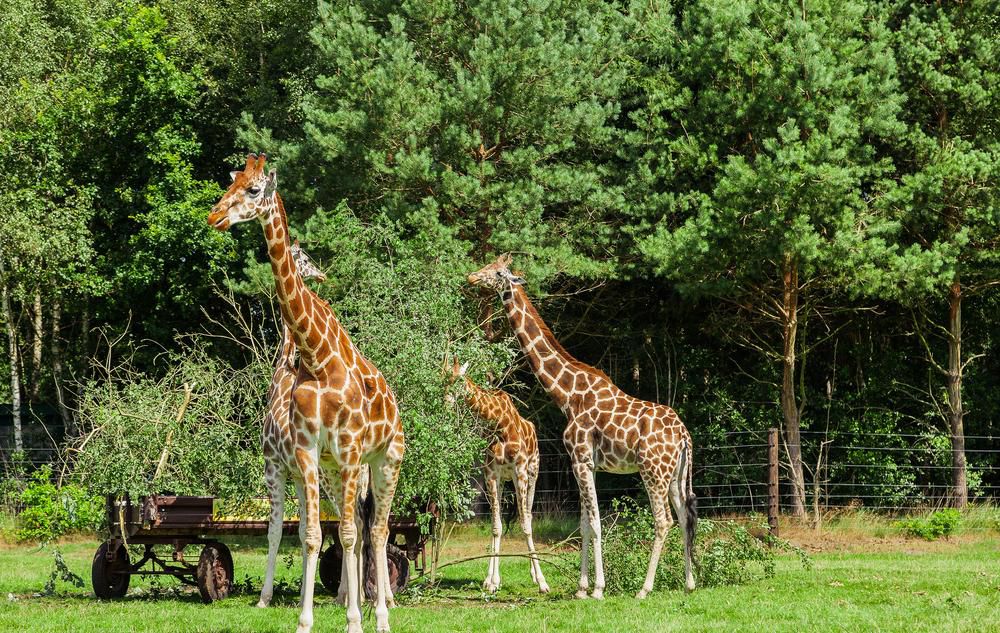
[896,509,961,540]
[599,498,808,595]
[69,314,271,503]
[17,466,103,542]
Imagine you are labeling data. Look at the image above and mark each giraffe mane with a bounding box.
[514,285,614,383]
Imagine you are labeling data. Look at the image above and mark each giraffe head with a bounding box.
[442,356,471,405]
[467,254,525,293]
[207,153,278,231]
[290,240,327,282]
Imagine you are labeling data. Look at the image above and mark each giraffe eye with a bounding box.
[248,187,261,196]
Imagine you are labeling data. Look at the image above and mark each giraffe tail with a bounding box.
[360,468,375,600]
[684,438,697,569]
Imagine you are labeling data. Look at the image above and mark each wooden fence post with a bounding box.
[768,427,779,538]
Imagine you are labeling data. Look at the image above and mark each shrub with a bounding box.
[70,327,270,504]
[896,509,961,540]
[599,497,808,595]
[17,466,104,542]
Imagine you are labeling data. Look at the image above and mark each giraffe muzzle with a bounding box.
[207,207,231,231]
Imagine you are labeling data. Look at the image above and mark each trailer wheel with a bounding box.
[319,545,343,595]
[362,543,411,598]
[387,544,410,593]
[196,542,233,603]
[92,542,131,599]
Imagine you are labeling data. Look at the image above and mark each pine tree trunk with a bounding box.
[946,279,967,508]
[781,255,806,517]
[51,296,73,433]
[30,289,43,400]
[0,277,22,452]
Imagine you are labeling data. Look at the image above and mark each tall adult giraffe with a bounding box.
[257,241,367,610]
[208,154,404,633]
[468,254,696,599]
[444,358,549,594]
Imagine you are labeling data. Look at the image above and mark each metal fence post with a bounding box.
[768,428,779,538]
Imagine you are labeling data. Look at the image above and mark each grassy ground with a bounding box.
[1,518,999,632]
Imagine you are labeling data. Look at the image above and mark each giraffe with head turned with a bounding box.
[468,254,696,599]
[208,154,405,633]
[257,241,368,610]
[443,357,549,594]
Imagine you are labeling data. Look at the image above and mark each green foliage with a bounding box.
[16,466,103,543]
[70,333,269,501]
[599,497,808,595]
[896,509,961,541]
[42,549,85,595]
[250,0,631,281]
[232,203,511,519]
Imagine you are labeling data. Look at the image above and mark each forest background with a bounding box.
[0,0,997,520]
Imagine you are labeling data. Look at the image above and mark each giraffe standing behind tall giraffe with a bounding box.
[256,241,367,610]
[444,357,549,594]
[208,154,404,633]
[468,254,696,599]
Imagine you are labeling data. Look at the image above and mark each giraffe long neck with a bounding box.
[502,284,576,410]
[275,323,296,371]
[464,378,506,423]
[260,194,335,375]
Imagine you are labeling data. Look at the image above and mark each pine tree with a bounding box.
[626,0,904,516]
[880,1,1000,508]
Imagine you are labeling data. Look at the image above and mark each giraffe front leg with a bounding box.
[293,451,323,633]
[258,465,286,608]
[515,467,548,593]
[483,472,502,593]
[574,462,604,599]
[319,471,352,607]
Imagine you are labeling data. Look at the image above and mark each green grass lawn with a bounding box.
[1,527,999,632]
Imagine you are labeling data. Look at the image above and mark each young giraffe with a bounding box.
[208,154,405,633]
[257,241,368,610]
[468,254,696,599]
[444,358,549,594]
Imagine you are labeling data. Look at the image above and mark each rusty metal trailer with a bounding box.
[92,495,430,603]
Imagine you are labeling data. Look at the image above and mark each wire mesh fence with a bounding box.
[466,429,1000,521]
[3,420,998,524]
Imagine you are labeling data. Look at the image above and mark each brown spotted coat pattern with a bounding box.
[208,154,404,633]
[468,255,696,600]
[446,359,549,593]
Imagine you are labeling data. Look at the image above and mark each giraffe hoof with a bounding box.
[538,582,550,594]
[591,589,604,600]
[255,599,269,608]
[635,589,649,600]
[574,589,589,599]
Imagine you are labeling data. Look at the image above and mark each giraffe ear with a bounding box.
[503,270,525,285]
[229,171,239,182]
[263,169,277,197]
[499,253,513,267]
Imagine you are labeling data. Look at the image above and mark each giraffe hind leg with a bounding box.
[257,465,286,608]
[515,466,548,593]
[637,478,670,600]
[371,457,402,633]
[483,472,502,593]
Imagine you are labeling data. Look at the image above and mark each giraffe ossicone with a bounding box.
[444,356,549,594]
[209,153,405,633]
[468,254,697,599]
